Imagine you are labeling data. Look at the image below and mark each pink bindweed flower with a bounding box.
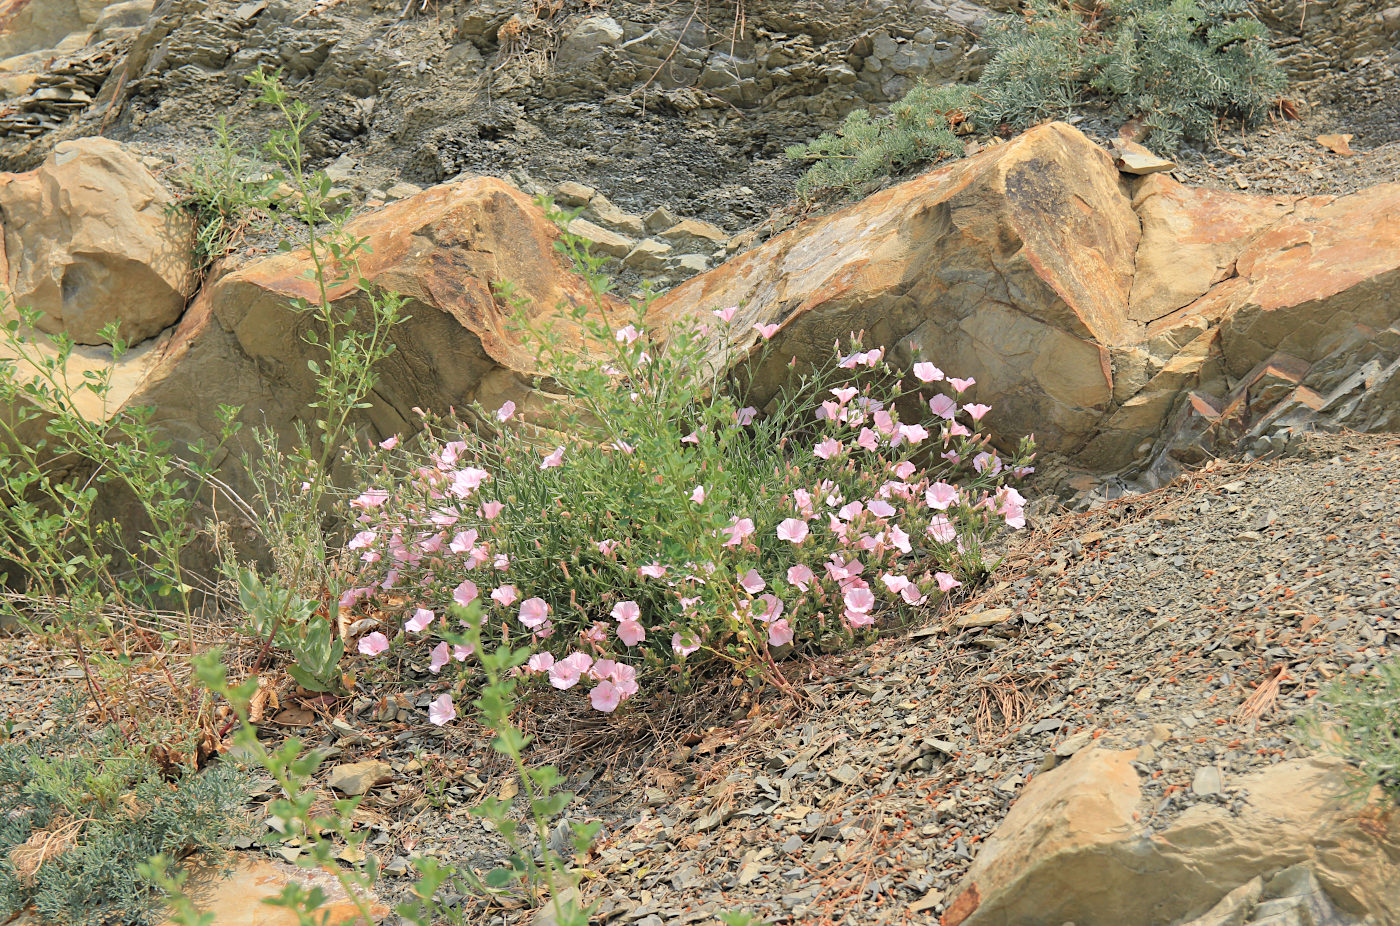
[406,608,435,632]
[519,597,550,628]
[793,488,815,516]
[428,693,456,726]
[767,618,794,647]
[735,406,757,426]
[722,518,756,547]
[947,422,972,438]
[929,394,958,420]
[973,451,1003,476]
[358,632,389,656]
[496,400,517,422]
[430,641,450,674]
[494,553,510,571]
[882,573,911,594]
[818,400,843,422]
[913,362,944,383]
[996,485,1027,529]
[449,529,479,554]
[713,306,738,323]
[526,652,555,674]
[874,410,896,436]
[491,585,518,607]
[899,423,930,444]
[856,427,880,452]
[541,447,565,469]
[379,435,400,450]
[814,438,842,460]
[927,517,957,544]
[777,518,809,545]
[454,644,473,661]
[963,403,991,421]
[948,377,976,393]
[481,500,504,520]
[616,620,646,646]
[844,586,876,614]
[838,501,864,521]
[615,324,641,344]
[868,499,896,519]
[352,488,390,510]
[844,609,876,629]
[740,569,766,594]
[672,632,701,656]
[890,524,913,553]
[639,563,667,578]
[757,594,784,622]
[597,539,619,556]
[787,564,815,590]
[583,622,609,644]
[549,652,594,689]
[753,322,779,339]
[611,601,641,623]
[348,530,377,550]
[935,572,962,593]
[926,482,959,510]
[691,485,706,504]
[901,584,927,605]
[681,431,700,444]
[453,580,478,607]
[831,386,858,405]
[590,680,623,712]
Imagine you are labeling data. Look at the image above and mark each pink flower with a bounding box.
[927,482,959,510]
[358,632,389,656]
[481,500,504,520]
[838,501,864,521]
[868,499,896,519]
[874,410,896,436]
[963,403,991,421]
[491,585,518,607]
[882,573,912,594]
[845,609,876,629]
[947,422,972,438]
[541,446,565,469]
[549,652,593,689]
[449,529,479,554]
[615,324,641,344]
[844,586,876,614]
[777,518,809,545]
[494,553,510,571]
[691,485,706,504]
[590,680,623,712]
[767,618,794,647]
[856,427,880,452]
[723,518,755,547]
[639,563,667,578]
[352,488,389,510]
[899,423,929,444]
[526,652,555,674]
[901,584,926,605]
[753,322,780,340]
[929,394,958,420]
[935,572,963,593]
[611,601,641,622]
[757,594,784,622]
[610,662,639,697]
[348,530,377,550]
[597,539,619,556]
[997,485,1027,529]
[430,641,450,674]
[617,620,646,646]
[819,400,843,422]
[583,622,608,644]
[890,524,912,553]
[496,400,517,422]
[787,564,815,591]
[927,517,957,544]
[428,693,456,726]
[453,580,478,608]
[379,435,400,450]
[681,431,700,444]
[948,377,976,393]
[406,608,435,632]
[913,362,944,383]
[713,306,738,323]
[454,644,473,661]
[973,451,1002,475]
[735,406,757,426]
[672,632,701,656]
[739,569,766,594]
[831,387,858,405]
[519,597,550,628]
[814,438,842,460]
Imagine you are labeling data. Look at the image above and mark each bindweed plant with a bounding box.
[337,210,1035,723]
[1299,654,1400,805]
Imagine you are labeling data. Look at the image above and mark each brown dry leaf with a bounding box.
[9,817,82,886]
[1317,133,1355,156]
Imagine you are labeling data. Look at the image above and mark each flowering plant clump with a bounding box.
[337,221,1034,722]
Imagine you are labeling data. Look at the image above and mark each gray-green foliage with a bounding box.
[171,117,279,270]
[979,0,1285,150]
[1300,655,1400,803]
[0,707,251,926]
[785,84,970,199]
[788,0,1285,198]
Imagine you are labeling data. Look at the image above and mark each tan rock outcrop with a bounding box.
[0,137,195,345]
[945,748,1400,926]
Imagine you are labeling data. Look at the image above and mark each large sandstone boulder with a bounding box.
[0,137,196,345]
[648,123,1400,478]
[945,747,1400,926]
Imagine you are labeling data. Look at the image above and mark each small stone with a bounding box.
[567,218,635,258]
[385,181,423,200]
[1054,730,1094,757]
[622,238,672,271]
[955,608,1014,629]
[327,760,393,795]
[658,218,728,248]
[553,180,596,206]
[644,206,679,233]
[1191,764,1223,797]
[1113,139,1175,175]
